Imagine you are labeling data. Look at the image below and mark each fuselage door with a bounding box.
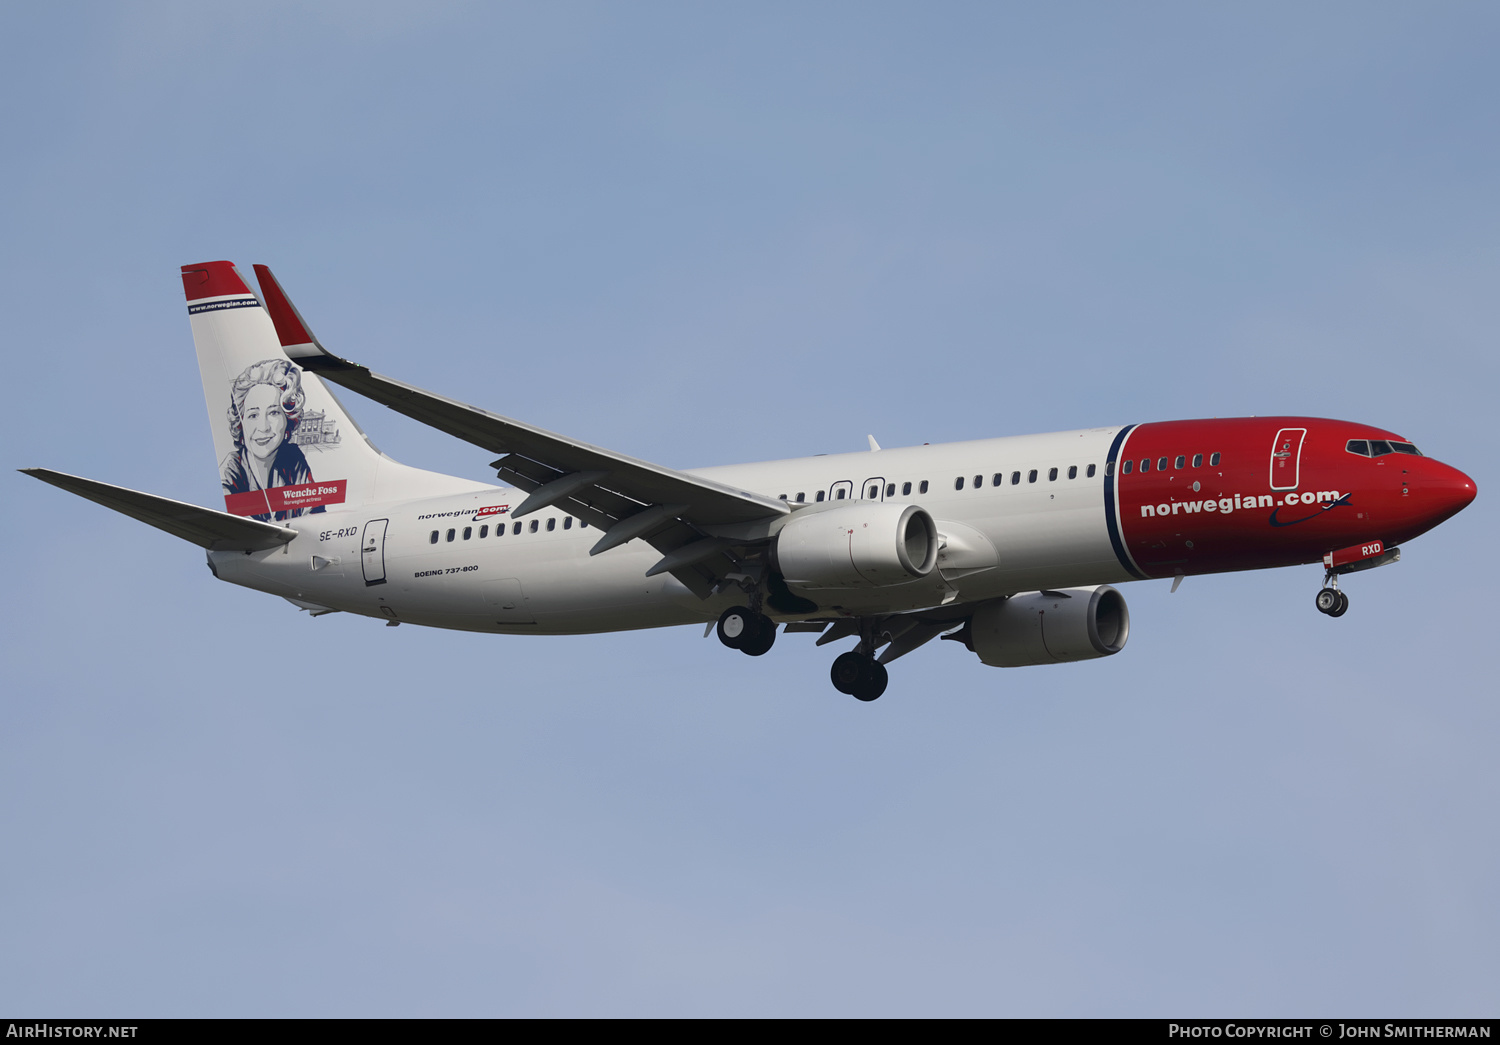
[1269,428,1307,491]
[829,480,854,502]
[861,477,886,501]
[361,518,389,586]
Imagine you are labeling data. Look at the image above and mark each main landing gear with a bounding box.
[1315,575,1349,617]
[716,605,890,701]
[717,605,777,657]
[830,650,888,702]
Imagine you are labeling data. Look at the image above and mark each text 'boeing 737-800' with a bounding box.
[22,261,1478,700]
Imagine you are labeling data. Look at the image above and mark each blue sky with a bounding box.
[2,2,1496,1016]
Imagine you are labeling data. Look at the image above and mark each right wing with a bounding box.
[21,468,298,552]
[253,265,791,597]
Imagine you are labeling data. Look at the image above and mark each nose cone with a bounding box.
[1423,461,1477,524]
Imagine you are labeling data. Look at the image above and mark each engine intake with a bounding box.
[774,503,938,590]
[969,585,1130,667]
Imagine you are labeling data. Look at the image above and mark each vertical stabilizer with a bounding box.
[182,261,480,521]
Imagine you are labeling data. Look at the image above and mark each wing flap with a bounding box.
[21,468,297,552]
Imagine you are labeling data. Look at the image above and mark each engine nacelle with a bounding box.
[774,503,938,590]
[970,585,1130,667]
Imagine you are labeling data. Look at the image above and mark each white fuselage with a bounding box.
[210,427,1133,633]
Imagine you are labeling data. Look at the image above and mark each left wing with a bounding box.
[253,265,790,597]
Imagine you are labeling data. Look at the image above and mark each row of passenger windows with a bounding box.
[775,464,1101,502]
[1347,439,1420,457]
[954,464,1097,490]
[1118,452,1221,476]
[778,481,931,503]
[429,517,588,543]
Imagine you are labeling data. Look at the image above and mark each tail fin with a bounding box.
[182,261,481,520]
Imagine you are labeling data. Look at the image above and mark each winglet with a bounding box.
[867,435,881,452]
[253,264,321,351]
[252,264,358,372]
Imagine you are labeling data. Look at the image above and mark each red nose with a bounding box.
[1423,462,1477,523]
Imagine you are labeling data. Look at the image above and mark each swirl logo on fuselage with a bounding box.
[1268,493,1353,527]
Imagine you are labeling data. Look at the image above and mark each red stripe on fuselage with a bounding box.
[1115,417,1475,578]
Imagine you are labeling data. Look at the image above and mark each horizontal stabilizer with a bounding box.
[21,468,297,552]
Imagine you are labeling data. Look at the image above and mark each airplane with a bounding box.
[22,261,1478,701]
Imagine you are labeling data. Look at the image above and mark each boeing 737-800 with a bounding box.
[22,261,1478,700]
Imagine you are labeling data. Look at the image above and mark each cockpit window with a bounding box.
[1346,440,1370,456]
[1369,439,1393,457]
[1391,441,1422,455]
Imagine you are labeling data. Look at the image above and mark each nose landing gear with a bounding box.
[1315,575,1349,617]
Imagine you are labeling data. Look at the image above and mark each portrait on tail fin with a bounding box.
[220,359,331,521]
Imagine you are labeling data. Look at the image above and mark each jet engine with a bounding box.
[773,503,938,590]
[968,585,1130,667]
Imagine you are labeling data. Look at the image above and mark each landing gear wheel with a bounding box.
[830,652,888,701]
[1315,588,1340,614]
[852,661,889,702]
[718,607,776,655]
[1328,591,1349,617]
[830,651,864,694]
[739,615,777,657]
[717,606,753,649]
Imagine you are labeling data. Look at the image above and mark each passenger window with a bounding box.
[919,481,929,494]
[430,530,439,544]
[1391,442,1421,455]
[580,521,587,529]
[955,477,965,490]
[1068,465,1078,479]
[1123,460,1133,474]
[1087,463,1096,478]
[463,526,472,540]
[1102,462,1110,477]
[1010,471,1020,485]
[816,490,825,502]
[796,492,806,502]
[1174,455,1185,469]
[1346,440,1370,456]
[835,488,846,499]
[529,520,539,533]
[512,522,521,535]
[1210,453,1221,466]
[1369,440,1393,457]
[446,528,456,542]
[901,482,911,496]
[1048,467,1058,481]
[885,484,895,497]
[547,518,556,531]
[1192,453,1203,467]
[479,525,488,538]
[564,517,573,529]
[1140,459,1150,473]
[868,485,879,498]
[974,474,983,488]
[1028,469,1038,483]
[779,494,788,500]
[993,473,1003,487]
[1158,457,1168,471]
